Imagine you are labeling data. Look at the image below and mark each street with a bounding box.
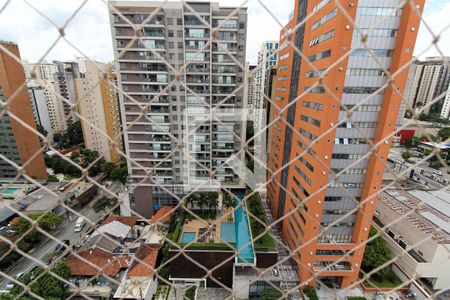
[0,204,101,289]
[389,149,450,190]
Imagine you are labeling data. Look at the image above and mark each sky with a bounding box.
[0,0,449,65]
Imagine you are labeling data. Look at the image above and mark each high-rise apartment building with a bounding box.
[254,41,278,135]
[53,61,81,123]
[0,42,47,179]
[24,62,67,133]
[247,64,257,112]
[109,1,247,217]
[75,60,123,162]
[441,82,450,120]
[267,0,424,288]
[407,57,450,114]
[28,81,53,139]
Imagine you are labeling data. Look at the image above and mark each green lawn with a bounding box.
[363,274,403,288]
[347,297,367,300]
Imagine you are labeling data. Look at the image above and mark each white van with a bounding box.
[74,217,85,232]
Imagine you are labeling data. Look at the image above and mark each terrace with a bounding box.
[167,191,276,256]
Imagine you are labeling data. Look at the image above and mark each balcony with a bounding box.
[186,65,210,73]
[313,261,353,272]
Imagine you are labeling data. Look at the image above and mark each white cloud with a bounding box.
[0,0,446,64]
[415,0,450,58]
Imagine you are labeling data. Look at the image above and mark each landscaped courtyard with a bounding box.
[167,190,276,252]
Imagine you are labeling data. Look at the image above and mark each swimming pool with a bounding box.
[180,232,196,243]
[1,187,19,195]
[234,193,255,264]
[220,222,236,243]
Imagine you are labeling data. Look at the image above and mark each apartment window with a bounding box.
[295,165,312,186]
[309,30,334,47]
[300,114,321,127]
[308,49,332,62]
[357,7,402,17]
[279,64,289,71]
[298,156,314,172]
[305,69,325,78]
[331,153,365,160]
[277,76,288,81]
[346,68,386,76]
[350,49,394,57]
[334,138,371,145]
[305,86,325,94]
[354,28,398,38]
[340,104,381,112]
[343,87,382,94]
[293,177,310,197]
[302,101,323,111]
[177,18,182,25]
[311,9,337,30]
[299,129,317,140]
[168,31,174,37]
[338,122,378,128]
[313,0,331,13]
[280,53,290,61]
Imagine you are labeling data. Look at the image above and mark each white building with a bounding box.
[440,82,450,120]
[407,57,450,114]
[28,81,53,140]
[376,189,450,291]
[24,62,68,133]
[74,60,116,162]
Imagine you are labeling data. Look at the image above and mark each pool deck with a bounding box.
[180,209,236,244]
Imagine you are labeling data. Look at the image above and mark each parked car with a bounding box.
[54,240,70,254]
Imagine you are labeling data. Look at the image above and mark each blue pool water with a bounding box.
[1,188,18,195]
[180,232,196,243]
[234,193,255,264]
[220,222,236,243]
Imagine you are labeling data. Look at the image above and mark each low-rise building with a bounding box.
[376,189,450,292]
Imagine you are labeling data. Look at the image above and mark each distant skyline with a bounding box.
[0,0,448,64]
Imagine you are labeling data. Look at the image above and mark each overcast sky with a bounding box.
[0,0,448,64]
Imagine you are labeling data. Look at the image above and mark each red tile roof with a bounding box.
[127,244,161,277]
[65,248,129,276]
[101,215,138,227]
[150,206,173,224]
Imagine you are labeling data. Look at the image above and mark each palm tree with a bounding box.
[185,194,199,210]
[207,192,219,216]
[197,195,208,214]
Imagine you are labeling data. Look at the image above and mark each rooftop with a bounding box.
[91,220,132,239]
[379,189,450,244]
[127,244,160,277]
[102,215,138,227]
[150,206,173,224]
[65,247,129,276]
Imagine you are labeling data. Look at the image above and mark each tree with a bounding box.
[260,287,283,300]
[207,192,219,213]
[92,196,117,213]
[303,286,318,300]
[185,194,199,209]
[222,194,235,210]
[401,151,411,162]
[12,213,63,242]
[36,124,48,137]
[438,127,450,140]
[197,195,208,214]
[30,262,71,299]
[362,227,392,279]
[53,121,84,149]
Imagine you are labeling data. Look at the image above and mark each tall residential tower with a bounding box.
[109,1,247,217]
[0,42,47,179]
[267,0,424,288]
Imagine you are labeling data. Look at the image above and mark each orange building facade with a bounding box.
[267,0,424,288]
[0,42,47,179]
